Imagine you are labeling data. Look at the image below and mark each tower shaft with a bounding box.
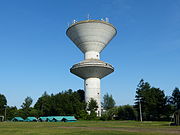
[85,51,100,59]
[85,78,101,115]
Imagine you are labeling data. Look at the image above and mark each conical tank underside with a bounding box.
[66,20,117,53]
[70,59,114,79]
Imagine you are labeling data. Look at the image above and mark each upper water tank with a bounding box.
[66,20,117,54]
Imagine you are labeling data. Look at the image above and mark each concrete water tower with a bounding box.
[66,20,116,116]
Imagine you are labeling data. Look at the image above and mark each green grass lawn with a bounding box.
[0,121,179,135]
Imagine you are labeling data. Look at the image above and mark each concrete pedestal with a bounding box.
[85,78,101,116]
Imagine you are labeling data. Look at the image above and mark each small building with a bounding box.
[52,116,64,122]
[25,117,38,122]
[38,117,48,122]
[46,116,54,122]
[38,116,54,122]
[11,117,24,122]
[61,116,77,122]
[38,116,77,122]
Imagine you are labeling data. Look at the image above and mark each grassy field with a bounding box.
[0,121,180,135]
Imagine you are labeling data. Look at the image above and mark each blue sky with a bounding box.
[0,0,179,108]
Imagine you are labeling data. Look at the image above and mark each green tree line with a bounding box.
[0,79,179,121]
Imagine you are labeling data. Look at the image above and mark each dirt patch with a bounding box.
[58,126,180,134]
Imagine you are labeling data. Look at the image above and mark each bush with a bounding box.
[86,111,97,120]
[100,107,118,120]
[117,105,137,120]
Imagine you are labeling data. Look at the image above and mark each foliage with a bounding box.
[167,87,180,123]
[21,96,33,110]
[29,108,41,117]
[134,79,171,121]
[102,93,115,110]
[86,98,98,120]
[6,106,17,120]
[1,82,179,121]
[101,107,118,120]
[20,96,33,118]
[0,93,7,115]
[34,90,86,117]
[87,98,98,112]
[101,105,136,121]
[77,89,85,102]
[78,110,88,120]
[86,111,98,120]
[117,105,137,120]
[168,87,180,111]
[34,92,54,116]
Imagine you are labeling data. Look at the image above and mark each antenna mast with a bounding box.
[87,14,90,20]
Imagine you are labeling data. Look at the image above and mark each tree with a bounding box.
[34,92,52,116]
[34,90,86,117]
[116,105,136,120]
[6,106,18,120]
[29,108,41,117]
[86,98,98,119]
[171,87,180,110]
[167,87,180,124]
[21,96,33,118]
[0,94,7,115]
[122,105,137,120]
[21,96,33,110]
[101,107,118,120]
[102,93,115,110]
[77,89,85,102]
[87,98,98,113]
[134,79,167,121]
[134,79,150,120]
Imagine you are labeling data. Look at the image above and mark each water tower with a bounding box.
[66,20,116,116]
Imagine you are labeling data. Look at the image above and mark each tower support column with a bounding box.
[84,78,101,116]
[85,51,100,59]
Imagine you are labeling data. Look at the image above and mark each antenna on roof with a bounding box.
[101,18,104,21]
[73,20,76,24]
[87,14,90,20]
[105,17,109,22]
